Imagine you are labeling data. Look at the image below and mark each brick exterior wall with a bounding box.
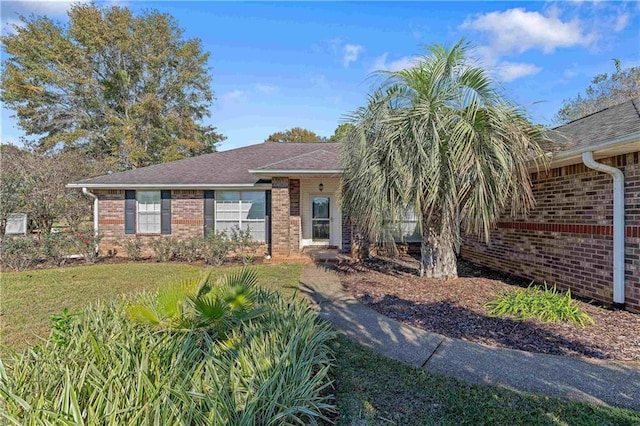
[271,177,291,258]
[461,152,640,313]
[96,189,206,256]
[289,179,301,253]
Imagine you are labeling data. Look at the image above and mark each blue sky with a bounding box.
[1,1,639,151]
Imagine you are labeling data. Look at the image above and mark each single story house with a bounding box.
[69,98,640,313]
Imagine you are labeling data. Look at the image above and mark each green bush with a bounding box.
[174,236,204,262]
[71,232,101,264]
[150,237,177,262]
[202,231,233,266]
[41,232,74,266]
[119,238,144,260]
[0,236,40,270]
[231,225,255,265]
[0,270,336,424]
[485,284,594,327]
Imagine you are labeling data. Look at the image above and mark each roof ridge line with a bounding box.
[255,148,334,170]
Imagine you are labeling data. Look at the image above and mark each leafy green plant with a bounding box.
[0,236,40,270]
[119,238,144,260]
[126,268,266,338]
[49,308,80,347]
[231,225,255,265]
[202,231,233,266]
[485,284,595,327]
[0,274,335,424]
[150,237,177,262]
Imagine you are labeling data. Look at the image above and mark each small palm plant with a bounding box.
[126,268,266,338]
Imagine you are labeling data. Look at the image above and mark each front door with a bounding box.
[312,196,330,242]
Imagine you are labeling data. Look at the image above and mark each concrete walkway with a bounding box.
[298,263,640,411]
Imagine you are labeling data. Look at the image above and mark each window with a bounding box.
[387,210,420,243]
[137,191,161,234]
[215,191,266,242]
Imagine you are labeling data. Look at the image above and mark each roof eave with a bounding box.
[529,132,640,171]
[248,169,343,176]
[66,182,272,189]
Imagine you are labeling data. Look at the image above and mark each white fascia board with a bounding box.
[528,133,640,171]
[66,183,272,189]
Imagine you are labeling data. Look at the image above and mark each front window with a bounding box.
[137,191,161,234]
[215,191,266,242]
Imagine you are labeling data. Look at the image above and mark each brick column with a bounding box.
[271,177,291,258]
[289,179,301,253]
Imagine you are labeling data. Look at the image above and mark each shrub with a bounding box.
[231,225,255,265]
[202,231,233,266]
[150,237,177,262]
[0,271,336,424]
[485,284,595,327]
[0,236,40,270]
[40,232,74,266]
[119,238,144,260]
[174,236,204,262]
[71,232,101,264]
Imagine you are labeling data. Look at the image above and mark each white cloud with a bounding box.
[370,53,419,72]
[495,62,542,82]
[221,90,247,104]
[614,13,629,32]
[461,8,596,54]
[255,84,278,95]
[343,44,363,67]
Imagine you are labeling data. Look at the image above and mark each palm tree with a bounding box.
[340,40,549,278]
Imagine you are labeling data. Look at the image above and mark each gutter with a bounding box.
[581,152,626,309]
[542,132,640,168]
[82,187,99,254]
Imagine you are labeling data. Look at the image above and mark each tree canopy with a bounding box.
[340,41,549,278]
[554,59,640,124]
[264,127,325,143]
[1,4,224,170]
[328,123,355,142]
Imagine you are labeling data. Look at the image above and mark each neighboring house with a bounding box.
[69,98,640,312]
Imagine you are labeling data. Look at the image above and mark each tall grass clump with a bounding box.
[0,269,336,425]
[485,284,594,327]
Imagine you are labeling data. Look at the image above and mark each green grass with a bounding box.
[2,262,638,424]
[332,336,640,425]
[1,262,303,352]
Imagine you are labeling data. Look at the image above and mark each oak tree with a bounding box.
[1,4,224,170]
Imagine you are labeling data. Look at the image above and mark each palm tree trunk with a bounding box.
[419,214,457,279]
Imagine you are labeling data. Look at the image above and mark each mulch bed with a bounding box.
[334,257,640,362]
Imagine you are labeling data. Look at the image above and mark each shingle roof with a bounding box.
[72,99,640,188]
[546,97,640,153]
[73,142,340,186]
[252,149,339,172]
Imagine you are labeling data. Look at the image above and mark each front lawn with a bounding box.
[2,262,638,424]
[1,262,303,352]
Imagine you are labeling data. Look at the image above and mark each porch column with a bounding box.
[289,179,301,253]
[271,177,291,258]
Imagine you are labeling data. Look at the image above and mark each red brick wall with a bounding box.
[271,177,290,258]
[461,152,640,313]
[289,179,301,252]
[95,189,205,256]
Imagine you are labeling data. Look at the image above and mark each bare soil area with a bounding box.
[334,257,640,362]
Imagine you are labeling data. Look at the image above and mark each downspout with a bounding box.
[82,187,99,254]
[581,152,625,309]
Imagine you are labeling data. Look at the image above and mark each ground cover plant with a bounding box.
[0,269,335,424]
[485,284,594,326]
